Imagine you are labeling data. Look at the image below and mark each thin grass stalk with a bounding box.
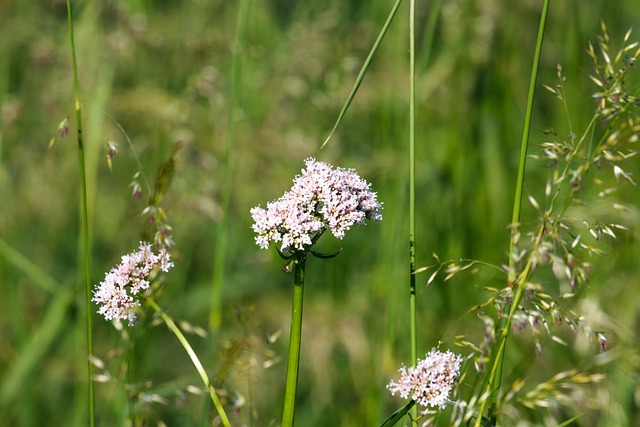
[65,2,95,425]
[147,299,231,427]
[321,0,403,149]
[476,1,551,425]
[507,0,551,283]
[281,256,306,427]
[408,0,418,425]
[209,0,252,332]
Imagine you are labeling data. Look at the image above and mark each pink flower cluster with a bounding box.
[93,242,174,325]
[387,349,463,411]
[250,158,382,252]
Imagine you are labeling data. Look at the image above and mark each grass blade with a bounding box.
[379,400,415,427]
[321,0,403,149]
[475,3,551,423]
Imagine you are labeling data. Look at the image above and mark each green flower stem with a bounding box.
[65,2,95,426]
[147,299,231,427]
[282,255,306,427]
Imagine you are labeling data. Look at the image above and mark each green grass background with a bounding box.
[0,0,639,425]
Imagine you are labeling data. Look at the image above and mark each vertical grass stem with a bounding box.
[65,2,95,425]
[477,1,551,425]
[409,0,418,424]
[507,0,551,280]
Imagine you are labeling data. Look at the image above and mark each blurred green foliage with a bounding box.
[0,0,639,425]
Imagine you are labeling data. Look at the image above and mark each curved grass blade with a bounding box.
[379,400,415,427]
[321,0,403,149]
[148,299,231,427]
[557,410,593,426]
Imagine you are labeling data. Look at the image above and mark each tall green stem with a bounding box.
[408,0,418,424]
[282,256,306,427]
[147,299,231,427]
[65,2,95,426]
[477,1,551,425]
[507,0,551,281]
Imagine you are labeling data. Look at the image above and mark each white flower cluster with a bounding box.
[93,242,173,325]
[387,349,463,411]
[250,158,382,253]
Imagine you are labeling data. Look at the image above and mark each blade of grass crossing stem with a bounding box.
[408,0,418,425]
[65,2,95,426]
[321,0,403,149]
[475,1,551,425]
[209,0,251,332]
[148,299,231,427]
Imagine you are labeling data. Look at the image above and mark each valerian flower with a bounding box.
[250,158,382,253]
[387,349,463,411]
[93,242,174,325]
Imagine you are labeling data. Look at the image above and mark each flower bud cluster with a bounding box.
[387,349,463,411]
[93,242,174,325]
[251,158,382,253]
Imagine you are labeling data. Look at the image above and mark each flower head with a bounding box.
[92,242,174,325]
[387,349,463,411]
[250,158,382,253]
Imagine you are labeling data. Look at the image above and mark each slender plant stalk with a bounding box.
[209,0,252,332]
[282,256,306,427]
[476,1,551,425]
[408,0,418,425]
[147,299,231,427]
[321,0,403,149]
[507,0,551,282]
[65,2,95,426]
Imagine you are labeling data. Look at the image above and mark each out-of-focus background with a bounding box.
[0,1,639,425]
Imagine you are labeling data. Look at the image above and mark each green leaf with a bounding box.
[557,409,592,426]
[379,400,415,427]
[321,0,403,149]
